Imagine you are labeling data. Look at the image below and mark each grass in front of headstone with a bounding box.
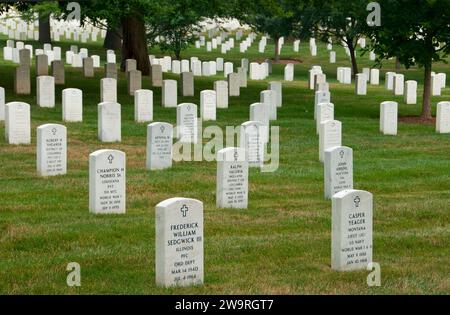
[0,36,449,294]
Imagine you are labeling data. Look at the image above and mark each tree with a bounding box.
[68,0,155,75]
[146,0,235,60]
[103,27,122,51]
[145,0,203,60]
[299,0,370,77]
[239,0,296,62]
[366,0,450,120]
[15,1,60,44]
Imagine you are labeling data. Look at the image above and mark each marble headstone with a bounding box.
[62,88,83,122]
[380,101,398,136]
[89,149,126,214]
[216,147,249,209]
[200,90,216,121]
[5,102,31,145]
[98,102,121,142]
[177,103,198,143]
[332,190,373,271]
[37,124,67,176]
[324,146,353,199]
[155,197,204,287]
[134,89,153,123]
[146,122,173,170]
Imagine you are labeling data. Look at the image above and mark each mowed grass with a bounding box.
[0,35,449,295]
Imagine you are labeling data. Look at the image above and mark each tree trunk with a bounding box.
[421,63,433,119]
[120,16,150,75]
[274,37,280,62]
[395,57,401,71]
[348,43,359,79]
[38,14,51,44]
[175,48,181,61]
[104,27,122,51]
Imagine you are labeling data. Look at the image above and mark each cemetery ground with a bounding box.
[0,37,449,295]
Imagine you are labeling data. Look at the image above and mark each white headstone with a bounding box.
[37,76,55,108]
[314,91,331,120]
[385,72,396,90]
[98,102,121,142]
[240,121,264,168]
[5,102,30,145]
[332,190,373,271]
[260,90,277,121]
[250,103,269,144]
[214,81,229,109]
[380,101,398,135]
[62,88,83,122]
[37,124,67,176]
[200,90,216,121]
[100,78,117,103]
[216,147,249,209]
[370,69,379,85]
[404,81,417,105]
[134,89,153,123]
[317,103,335,135]
[436,102,450,134]
[162,80,177,108]
[355,74,367,95]
[269,82,282,108]
[224,62,233,78]
[431,73,442,96]
[155,197,204,287]
[330,51,336,63]
[71,54,82,67]
[393,74,404,95]
[177,103,198,143]
[284,64,294,81]
[146,122,173,170]
[319,120,342,162]
[181,60,190,73]
[172,60,181,74]
[0,87,5,121]
[324,146,353,199]
[89,149,126,214]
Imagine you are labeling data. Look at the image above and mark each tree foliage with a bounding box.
[366,0,450,119]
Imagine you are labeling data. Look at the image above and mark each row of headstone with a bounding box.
[306,62,373,273]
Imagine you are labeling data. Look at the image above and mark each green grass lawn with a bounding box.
[0,35,449,294]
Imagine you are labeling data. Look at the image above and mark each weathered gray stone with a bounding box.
[36,54,49,76]
[104,63,117,79]
[14,66,31,95]
[181,72,194,96]
[51,60,65,85]
[237,67,247,88]
[127,70,142,96]
[125,59,137,72]
[151,64,163,87]
[228,73,240,97]
[83,57,94,77]
[19,49,30,67]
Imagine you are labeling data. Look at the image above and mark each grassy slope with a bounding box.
[0,35,449,294]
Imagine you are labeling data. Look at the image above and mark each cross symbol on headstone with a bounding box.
[339,150,345,159]
[187,105,191,111]
[160,125,165,133]
[354,196,361,208]
[52,128,57,135]
[107,154,114,164]
[234,151,239,161]
[180,204,188,217]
